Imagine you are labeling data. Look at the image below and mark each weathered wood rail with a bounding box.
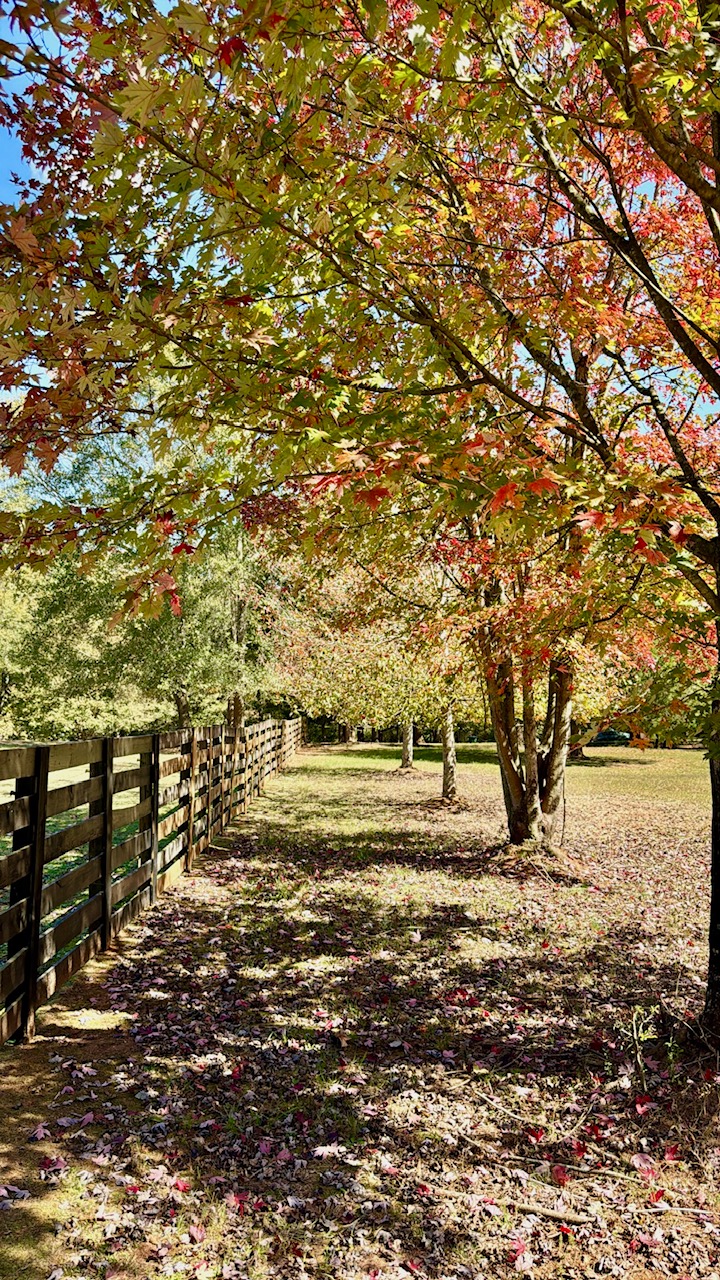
[0,716,302,1045]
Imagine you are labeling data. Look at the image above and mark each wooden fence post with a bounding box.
[220,724,227,834]
[89,736,114,950]
[8,770,36,974]
[187,728,198,871]
[150,732,160,902]
[20,744,50,1041]
[101,737,114,947]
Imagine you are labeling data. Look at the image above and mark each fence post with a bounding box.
[20,744,50,1041]
[101,738,114,947]
[150,732,160,902]
[220,724,227,833]
[89,736,114,949]
[187,727,198,871]
[8,769,36,977]
[242,727,251,813]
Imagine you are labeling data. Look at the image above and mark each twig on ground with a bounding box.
[500,1199,593,1225]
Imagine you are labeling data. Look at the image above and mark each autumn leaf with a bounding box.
[217,34,249,66]
[489,482,519,514]
[353,486,392,510]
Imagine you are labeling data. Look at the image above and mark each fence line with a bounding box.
[0,715,302,1046]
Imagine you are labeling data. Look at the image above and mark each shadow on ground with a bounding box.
[0,752,717,1280]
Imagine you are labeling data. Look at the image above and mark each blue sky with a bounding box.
[0,14,31,205]
[0,122,26,203]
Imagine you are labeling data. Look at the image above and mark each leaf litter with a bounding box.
[2,747,720,1280]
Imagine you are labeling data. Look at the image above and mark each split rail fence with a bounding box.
[0,716,301,1046]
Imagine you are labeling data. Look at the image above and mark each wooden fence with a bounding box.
[0,716,302,1046]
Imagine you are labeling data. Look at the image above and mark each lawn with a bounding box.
[0,743,718,1280]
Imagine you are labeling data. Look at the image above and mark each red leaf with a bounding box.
[631,1153,656,1180]
[489,481,519,514]
[527,475,560,496]
[217,35,249,66]
[575,510,605,531]
[354,485,391,510]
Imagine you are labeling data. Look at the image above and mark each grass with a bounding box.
[0,742,718,1280]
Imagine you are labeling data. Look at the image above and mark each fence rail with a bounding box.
[0,715,302,1046]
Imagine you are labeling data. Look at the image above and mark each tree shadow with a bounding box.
[1,802,716,1278]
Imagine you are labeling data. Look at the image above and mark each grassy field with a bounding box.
[0,743,717,1280]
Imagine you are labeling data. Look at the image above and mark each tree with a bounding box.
[1,534,274,739]
[270,562,485,797]
[4,0,720,1022]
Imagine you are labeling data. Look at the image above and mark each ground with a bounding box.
[1,743,719,1280]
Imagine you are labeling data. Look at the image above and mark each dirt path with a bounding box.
[1,746,719,1280]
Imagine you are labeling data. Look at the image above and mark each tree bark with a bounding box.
[540,662,573,842]
[705,638,720,1032]
[521,669,544,842]
[484,655,573,845]
[401,720,414,769]
[441,703,458,801]
[173,688,191,728]
[486,661,528,841]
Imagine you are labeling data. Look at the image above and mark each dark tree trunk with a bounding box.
[705,660,720,1031]
[173,688,191,728]
[441,703,458,801]
[485,654,572,845]
[401,720,414,769]
[371,726,378,742]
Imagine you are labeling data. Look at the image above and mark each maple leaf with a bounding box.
[489,481,519,514]
[28,1122,51,1141]
[527,475,560,496]
[634,1093,656,1115]
[217,34,249,66]
[6,215,40,258]
[575,510,606,531]
[631,1153,657,1180]
[354,486,392,510]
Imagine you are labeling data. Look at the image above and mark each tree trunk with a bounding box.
[705,668,720,1030]
[521,670,545,842]
[486,660,528,841]
[173,688,191,728]
[485,656,573,845]
[401,720,414,769]
[371,726,378,742]
[441,703,458,801]
[540,662,573,842]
